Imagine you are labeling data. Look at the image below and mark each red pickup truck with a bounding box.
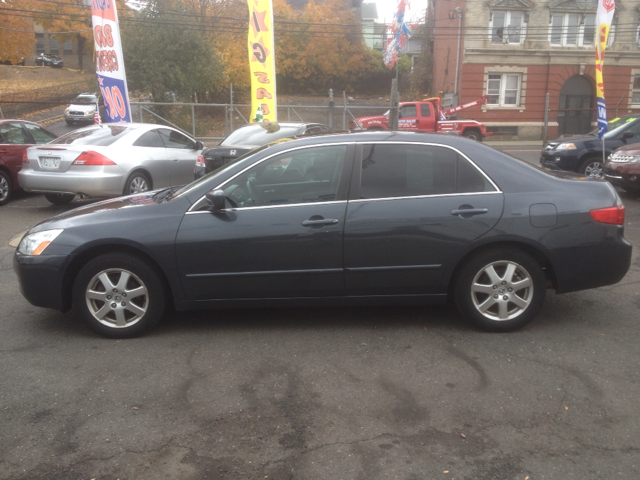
[350,96,493,141]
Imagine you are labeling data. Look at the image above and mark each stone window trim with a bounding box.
[482,66,527,112]
[629,69,640,108]
[489,10,529,45]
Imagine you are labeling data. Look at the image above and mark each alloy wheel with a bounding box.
[0,176,8,202]
[85,268,149,328]
[584,161,604,179]
[470,260,534,321]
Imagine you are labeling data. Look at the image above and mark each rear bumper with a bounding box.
[551,228,632,294]
[18,167,125,197]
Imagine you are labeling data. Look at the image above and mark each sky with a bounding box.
[369,0,429,24]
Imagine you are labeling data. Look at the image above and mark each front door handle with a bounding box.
[302,218,339,227]
[0,149,9,154]
[451,207,488,218]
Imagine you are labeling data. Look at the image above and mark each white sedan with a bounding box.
[19,123,203,204]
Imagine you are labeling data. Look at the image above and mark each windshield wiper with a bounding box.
[153,185,182,203]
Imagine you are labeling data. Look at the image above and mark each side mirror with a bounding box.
[205,189,226,211]
[621,131,634,140]
[195,141,204,150]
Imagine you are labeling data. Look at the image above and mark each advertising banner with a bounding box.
[91,0,131,123]
[247,0,277,124]
[595,0,615,138]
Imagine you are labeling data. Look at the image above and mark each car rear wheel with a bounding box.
[455,248,546,332]
[73,253,166,338]
[123,172,151,195]
[0,171,13,206]
[44,193,75,205]
[579,157,604,178]
[463,130,482,142]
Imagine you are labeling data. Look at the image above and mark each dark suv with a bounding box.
[540,115,640,177]
[35,53,63,68]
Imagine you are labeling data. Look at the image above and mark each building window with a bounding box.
[550,13,610,47]
[36,33,45,53]
[63,40,73,55]
[631,74,640,105]
[490,11,526,45]
[49,38,59,55]
[487,73,521,106]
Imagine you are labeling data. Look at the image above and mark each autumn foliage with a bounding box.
[0,0,36,64]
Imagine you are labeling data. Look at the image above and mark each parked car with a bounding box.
[194,122,333,178]
[35,53,63,68]
[540,115,640,178]
[14,131,631,338]
[603,143,640,194]
[19,123,204,205]
[65,93,100,125]
[0,119,57,206]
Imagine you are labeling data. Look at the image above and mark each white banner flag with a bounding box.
[91,0,131,123]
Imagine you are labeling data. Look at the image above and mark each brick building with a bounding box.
[432,0,640,140]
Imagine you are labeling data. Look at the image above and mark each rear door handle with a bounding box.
[0,149,8,154]
[451,208,488,217]
[302,218,339,227]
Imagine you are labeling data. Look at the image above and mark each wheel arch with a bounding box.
[61,243,174,312]
[445,240,558,296]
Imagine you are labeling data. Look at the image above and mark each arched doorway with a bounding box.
[558,75,594,136]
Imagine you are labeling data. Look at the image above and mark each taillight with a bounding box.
[72,151,116,166]
[22,151,29,163]
[196,155,205,166]
[590,205,625,225]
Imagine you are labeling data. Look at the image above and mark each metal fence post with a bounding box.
[343,91,347,131]
[139,106,143,123]
[191,104,196,137]
[389,79,399,130]
[328,89,334,129]
[543,92,549,144]
[230,84,234,132]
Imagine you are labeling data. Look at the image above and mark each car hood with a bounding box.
[68,104,96,112]
[545,134,599,147]
[31,193,168,232]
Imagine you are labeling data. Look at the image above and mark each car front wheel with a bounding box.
[579,157,604,178]
[455,248,546,332]
[73,253,166,338]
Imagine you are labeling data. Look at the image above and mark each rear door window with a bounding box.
[358,143,496,199]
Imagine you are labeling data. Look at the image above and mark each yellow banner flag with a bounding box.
[247,0,277,124]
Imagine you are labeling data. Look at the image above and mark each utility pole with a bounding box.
[389,79,399,130]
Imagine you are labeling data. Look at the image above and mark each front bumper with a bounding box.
[14,252,70,311]
[603,163,640,190]
[64,112,93,123]
[18,167,125,197]
[540,152,580,172]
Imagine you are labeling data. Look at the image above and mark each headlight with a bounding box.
[18,229,64,255]
[628,156,640,163]
[556,143,577,150]
[65,108,70,113]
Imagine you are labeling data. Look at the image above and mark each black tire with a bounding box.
[454,248,546,332]
[73,253,166,338]
[579,156,604,178]
[123,171,151,195]
[44,193,75,205]
[0,170,13,206]
[463,130,482,142]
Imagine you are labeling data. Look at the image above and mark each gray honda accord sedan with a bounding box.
[14,131,632,338]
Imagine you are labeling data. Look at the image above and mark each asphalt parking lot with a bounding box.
[1,146,639,479]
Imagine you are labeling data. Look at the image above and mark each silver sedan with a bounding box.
[19,123,203,205]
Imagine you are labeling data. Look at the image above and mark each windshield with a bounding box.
[170,144,272,201]
[72,95,98,104]
[51,125,136,146]
[588,116,639,138]
[221,125,301,147]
